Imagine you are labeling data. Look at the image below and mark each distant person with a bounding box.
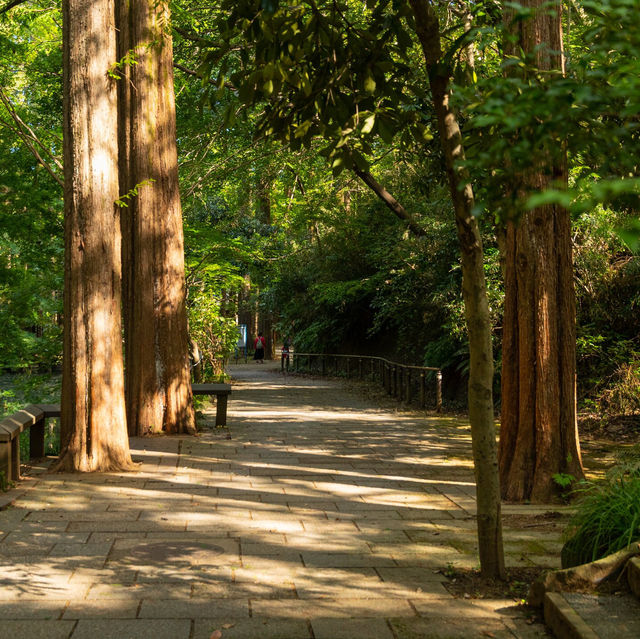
[254,332,265,363]
[281,335,291,372]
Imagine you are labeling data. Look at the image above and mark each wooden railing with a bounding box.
[0,404,60,487]
[291,352,443,412]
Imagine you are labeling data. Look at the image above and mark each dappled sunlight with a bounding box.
[0,366,566,631]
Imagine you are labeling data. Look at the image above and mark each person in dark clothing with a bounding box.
[253,332,265,362]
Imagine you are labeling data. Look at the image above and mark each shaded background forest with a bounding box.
[0,0,639,421]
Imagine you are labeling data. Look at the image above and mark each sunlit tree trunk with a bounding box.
[117,0,195,435]
[58,0,132,471]
[409,0,504,579]
[499,0,584,502]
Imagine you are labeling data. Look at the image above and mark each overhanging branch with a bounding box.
[352,167,426,237]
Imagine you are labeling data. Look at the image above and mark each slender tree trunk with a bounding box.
[58,0,132,471]
[499,0,584,502]
[409,0,504,579]
[117,0,195,435]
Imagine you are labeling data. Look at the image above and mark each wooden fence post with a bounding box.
[420,372,426,408]
[405,369,411,404]
[436,370,443,412]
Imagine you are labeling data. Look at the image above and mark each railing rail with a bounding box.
[291,352,442,412]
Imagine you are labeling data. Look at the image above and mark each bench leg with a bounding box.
[215,394,228,427]
[10,436,20,481]
[0,442,10,488]
[30,420,45,458]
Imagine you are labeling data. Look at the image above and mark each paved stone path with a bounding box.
[0,363,565,638]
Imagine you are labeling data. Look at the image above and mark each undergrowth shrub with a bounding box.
[561,445,640,567]
[597,357,640,416]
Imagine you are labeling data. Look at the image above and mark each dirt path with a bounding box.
[0,362,565,638]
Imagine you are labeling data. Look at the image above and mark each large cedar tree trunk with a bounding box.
[117,0,196,435]
[498,1,584,502]
[58,0,132,471]
[409,0,504,579]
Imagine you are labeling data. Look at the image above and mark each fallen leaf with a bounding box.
[222,623,235,629]
[481,632,495,638]
[210,631,222,639]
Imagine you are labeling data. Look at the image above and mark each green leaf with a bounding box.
[377,118,395,144]
[525,190,573,210]
[617,219,640,253]
[364,73,376,94]
[361,113,376,135]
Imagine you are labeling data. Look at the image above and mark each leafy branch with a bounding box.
[115,179,155,207]
[107,50,139,80]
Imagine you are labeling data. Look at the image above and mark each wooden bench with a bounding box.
[0,403,60,484]
[191,383,232,427]
[0,386,231,485]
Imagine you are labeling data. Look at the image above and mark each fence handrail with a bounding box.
[291,352,441,374]
[290,352,443,412]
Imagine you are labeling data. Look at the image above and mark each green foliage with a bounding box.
[188,291,241,376]
[107,49,139,80]
[572,208,640,412]
[0,2,63,371]
[0,388,19,419]
[552,473,575,490]
[562,455,640,567]
[115,178,156,207]
[457,0,640,221]
[596,358,640,416]
[204,0,430,176]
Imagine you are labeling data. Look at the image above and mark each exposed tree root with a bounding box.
[529,543,640,607]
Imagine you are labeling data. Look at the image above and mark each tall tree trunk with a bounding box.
[409,0,504,579]
[117,0,196,435]
[499,0,584,503]
[58,0,132,471]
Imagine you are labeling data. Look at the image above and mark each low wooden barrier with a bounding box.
[291,353,442,412]
[1,384,232,488]
[0,403,60,485]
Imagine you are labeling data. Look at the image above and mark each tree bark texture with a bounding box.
[58,0,132,471]
[498,1,584,503]
[117,0,195,435]
[409,0,505,579]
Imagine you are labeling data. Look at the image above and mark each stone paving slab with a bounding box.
[312,617,396,639]
[192,618,313,639]
[0,363,563,638]
[0,620,77,639]
[70,619,191,639]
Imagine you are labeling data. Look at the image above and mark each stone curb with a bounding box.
[628,557,640,598]
[543,592,600,639]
